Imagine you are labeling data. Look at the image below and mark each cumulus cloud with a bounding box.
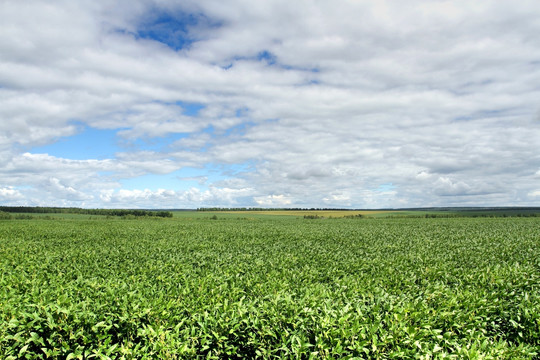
[0,187,23,201]
[45,178,93,201]
[98,186,254,208]
[1,0,539,208]
[254,194,292,207]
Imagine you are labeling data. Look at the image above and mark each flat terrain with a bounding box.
[1,215,539,358]
[214,210,394,218]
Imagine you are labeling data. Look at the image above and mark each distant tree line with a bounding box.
[197,207,354,211]
[0,206,173,218]
[304,214,364,220]
[387,213,540,219]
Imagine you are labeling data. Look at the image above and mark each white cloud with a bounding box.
[97,186,255,208]
[0,187,23,201]
[1,0,540,207]
[433,177,473,196]
[45,178,93,201]
[323,192,352,207]
[254,194,292,207]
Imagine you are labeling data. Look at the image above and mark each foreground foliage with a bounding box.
[0,217,539,359]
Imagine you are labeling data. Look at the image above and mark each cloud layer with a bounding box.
[1,0,539,208]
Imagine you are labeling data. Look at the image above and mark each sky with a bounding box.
[1,0,540,209]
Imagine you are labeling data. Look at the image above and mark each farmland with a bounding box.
[1,215,539,359]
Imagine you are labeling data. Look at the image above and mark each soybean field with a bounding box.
[1,215,539,359]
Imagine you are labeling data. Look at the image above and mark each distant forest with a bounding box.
[197,207,354,211]
[197,207,540,218]
[0,206,173,218]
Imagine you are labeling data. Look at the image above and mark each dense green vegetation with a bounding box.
[196,207,540,220]
[0,207,173,218]
[1,216,539,359]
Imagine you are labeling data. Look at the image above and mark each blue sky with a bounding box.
[31,126,120,160]
[1,0,540,208]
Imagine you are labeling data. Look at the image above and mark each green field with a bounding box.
[193,208,540,219]
[209,210,393,218]
[1,215,539,359]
